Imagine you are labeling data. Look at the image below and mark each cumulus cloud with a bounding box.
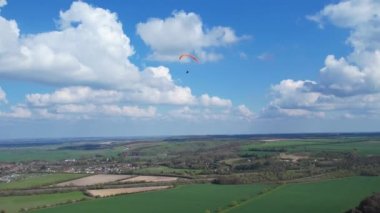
[262,0,380,119]
[0,1,141,88]
[0,106,32,118]
[56,104,97,114]
[0,1,242,123]
[169,106,229,121]
[101,105,156,118]
[0,1,234,109]
[26,86,122,107]
[237,105,255,120]
[199,94,232,107]
[168,105,254,122]
[308,0,380,96]
[136,11,244,62]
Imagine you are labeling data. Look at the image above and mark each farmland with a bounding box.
[228,176,380,213]
[0,191,87,213]
[32,176,380,213]
[0,173,87,190]
[0,133,380,212]
[34,184,269,213]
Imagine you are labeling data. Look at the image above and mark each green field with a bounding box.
[0,146,124,162]
[34,184,268,213]
[31,176,380,213]
[0,173,87,190]
[241,139,380,156]
[228,176,380,213]
[0,191,87,213]
[303,141,380,155]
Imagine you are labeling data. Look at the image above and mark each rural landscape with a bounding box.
[0,133,380,212]
[1,0,380,212]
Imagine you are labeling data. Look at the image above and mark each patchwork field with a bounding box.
[86,186,171,197]
[56,174,131,187]
[32,176,380,213]
[33,184,269,213]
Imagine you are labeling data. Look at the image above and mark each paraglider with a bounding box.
[179,53,199,63]
[179,53,199,74]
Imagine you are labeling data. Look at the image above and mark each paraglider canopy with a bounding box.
[179,53,200,63]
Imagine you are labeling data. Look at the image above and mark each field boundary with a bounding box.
[220,184,285,213]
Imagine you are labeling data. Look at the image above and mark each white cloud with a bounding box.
[237,105,255,120]
[0,86,6,103]
[0,0,6,8]
[0,1,141,89]
[35,109,64,120]
[308,0,380,96]
[22,84,234,121]
[262,0,380,119]
[56,104,97,114]
[307,0,380,30]
[27,103,156,119]
[0,3,233,108]
[26,86,122,107]
[168,105,254,122]
[0,1,244,123]
[199,94,232,107]
[168,106,229,121]
[319,55,368,96]
[101,105,156,118]
[0,106,32,118]
[136,11,244,62]
[270,79,321,108]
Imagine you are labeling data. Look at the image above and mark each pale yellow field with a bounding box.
[86,185,171,197]
[119,175,178,183]
[56,174,131,186]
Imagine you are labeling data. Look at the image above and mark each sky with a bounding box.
[1,0,380,138]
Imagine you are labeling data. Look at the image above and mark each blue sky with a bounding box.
[0,0,380,138]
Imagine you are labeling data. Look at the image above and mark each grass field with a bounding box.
[0,191,87,213]
[32,176,380,213]
[0,173,87,190]
[241,139,380,156]
[33,184,269,213]
[303,141,380,155]
[227,176,380,213]
[0,146,124,162]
